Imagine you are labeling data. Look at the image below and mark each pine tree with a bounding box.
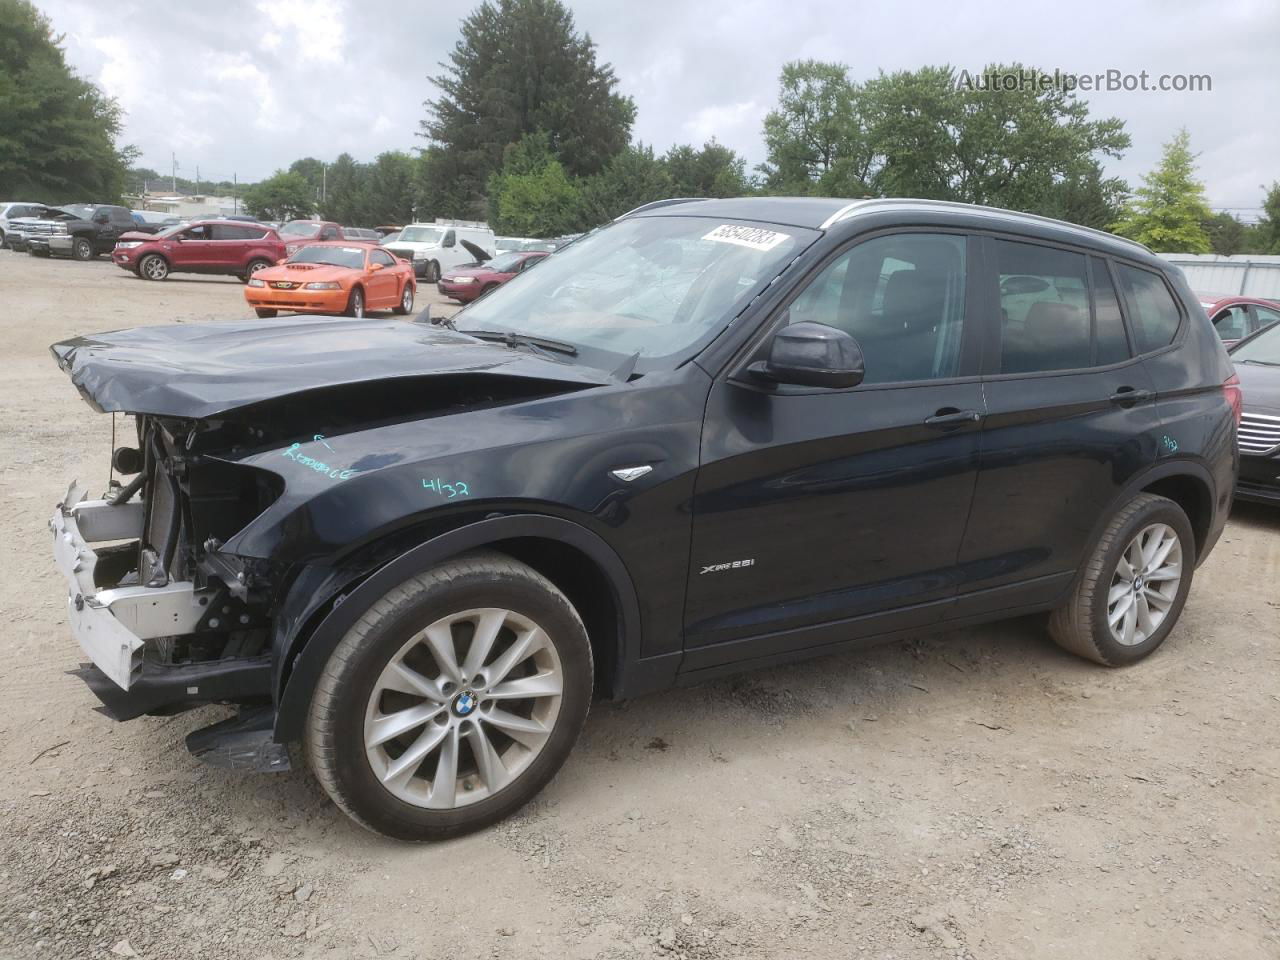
[1111,129,1212,253]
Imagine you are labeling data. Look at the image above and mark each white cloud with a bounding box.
[683,101,761,146]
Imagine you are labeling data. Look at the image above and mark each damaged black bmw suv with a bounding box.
[50,197,1238,839]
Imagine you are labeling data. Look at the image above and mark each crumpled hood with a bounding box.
[51,316,610,419]
[117,230,156,242]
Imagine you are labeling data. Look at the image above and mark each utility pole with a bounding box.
[233,173,238,214]
[171,153,178,193]
[321,164,327,206]
[195,165,200,196]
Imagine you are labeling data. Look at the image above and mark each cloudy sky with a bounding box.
[36,0,1279,217]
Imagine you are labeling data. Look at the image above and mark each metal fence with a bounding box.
[1158,254,1280,299]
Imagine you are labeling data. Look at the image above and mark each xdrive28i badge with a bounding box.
[700,558,755,575]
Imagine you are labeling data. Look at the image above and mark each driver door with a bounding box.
[168,224,215,268]
[366,248,399,306]
[683,232,986,670]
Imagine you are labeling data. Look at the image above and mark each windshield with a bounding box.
[1233,322,1280,364]
[399,226,443,244]
[289,245,366,269]
[458,216,814,365]
[486,252,527,273]
[379,230,401,244]
[280,221,322,237]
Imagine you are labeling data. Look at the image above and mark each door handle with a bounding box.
[1109,386,1153,406]
[924,408,982,427]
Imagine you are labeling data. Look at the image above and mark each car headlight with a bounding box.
[247,277,266,288]
[53,223,68,234]
[412,250,427,260]
[115,241,141,249]
[303,281,341,290]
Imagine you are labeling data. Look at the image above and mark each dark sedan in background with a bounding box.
[1230,321,1280,504]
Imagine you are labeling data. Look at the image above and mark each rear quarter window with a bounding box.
[1115,264,1182,353]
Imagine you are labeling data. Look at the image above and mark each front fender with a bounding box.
[270,512,643,744]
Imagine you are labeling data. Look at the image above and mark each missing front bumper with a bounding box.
[50,482,213,689]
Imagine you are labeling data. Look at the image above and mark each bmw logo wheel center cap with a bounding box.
[452,690,479,717]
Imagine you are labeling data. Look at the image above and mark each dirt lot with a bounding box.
[0,251,1277,960]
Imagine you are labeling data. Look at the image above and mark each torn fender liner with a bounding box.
[71,656,273,721]
[50,316,610,419]
[186,706,290,773]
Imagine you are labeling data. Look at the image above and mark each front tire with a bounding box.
[138,253,169,281]
[345,286,365,318]
[424,260,440,283]
[304,551,593,840]
[72,237,94,261]
[1049,493,1195,666]
[243,258,271,282]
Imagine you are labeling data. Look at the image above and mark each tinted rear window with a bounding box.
[1116,264,1181,353]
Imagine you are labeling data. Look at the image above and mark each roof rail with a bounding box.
[829,198,1151,254]
[614,197,704,221]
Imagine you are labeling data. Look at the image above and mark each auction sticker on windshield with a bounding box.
[702,224,789,251]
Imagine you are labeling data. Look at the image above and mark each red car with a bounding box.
[437,250,548,302]
[1199,294,1280,347]
[113,220,286,282]
[279,219,345,257]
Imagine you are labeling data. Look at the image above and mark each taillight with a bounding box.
[1223,373,1243,426]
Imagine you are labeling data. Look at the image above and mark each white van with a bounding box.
[383,219,496,281]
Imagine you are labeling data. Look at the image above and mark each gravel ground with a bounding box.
[1,252,1278,960]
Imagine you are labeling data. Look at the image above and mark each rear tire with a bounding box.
[138,253,169,281]
[345,286,365,318]
[393,282,414,315]
[254,308,278,318]
[72,237,94,261]
[1049,493,1195,666]
[304,551,593,840]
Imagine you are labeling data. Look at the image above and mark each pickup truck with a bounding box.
[24,204,161,260]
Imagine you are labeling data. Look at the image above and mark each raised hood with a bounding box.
[51,316,610,419]
[1234,360,1280,416]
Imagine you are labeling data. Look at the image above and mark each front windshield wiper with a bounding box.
[458,328,579,357]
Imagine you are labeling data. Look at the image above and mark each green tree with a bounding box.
[419,0,635,218]
[318,152,364,224]
[486,131,582,236]
[1039,164,1130,231]
[1202,211,1248,256]
[242,171,315,221]
[365,151,418,225]
[1250,182,1280,254]
[1112,129,1212,253]
[0,0,135,201]
[578,143,673,224]
[663,140,749,197]
[760,60,867,194]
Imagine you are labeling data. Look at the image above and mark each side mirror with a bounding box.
[748,321,865,389]
[368,262,384,272]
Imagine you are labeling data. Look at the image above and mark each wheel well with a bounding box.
[1141,474,1212,557]
[487,536,620,698]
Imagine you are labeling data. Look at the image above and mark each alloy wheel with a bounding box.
[363,607,564,809]
[142,256,167,280]
[402,285,414,312]
[1107,522,1182,646]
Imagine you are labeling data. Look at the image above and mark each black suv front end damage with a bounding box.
[52,413,288,767]
[48,316,623,771]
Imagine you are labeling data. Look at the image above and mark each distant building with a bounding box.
[123,192,242,219]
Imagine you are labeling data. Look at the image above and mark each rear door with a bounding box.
[684,231,986,669]
[952,239,1160,616]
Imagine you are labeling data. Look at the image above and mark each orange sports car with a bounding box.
[245,241,416,319]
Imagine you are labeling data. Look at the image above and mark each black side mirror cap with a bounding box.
[748,321,866,389]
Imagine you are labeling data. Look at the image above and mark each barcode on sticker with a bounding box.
[702,224,788,251]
